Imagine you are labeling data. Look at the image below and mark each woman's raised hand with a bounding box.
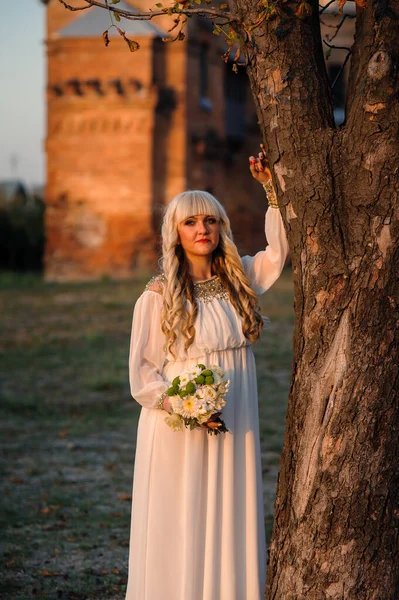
[249,143,272,184]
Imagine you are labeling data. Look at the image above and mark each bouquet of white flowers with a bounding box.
[164,364,229,436]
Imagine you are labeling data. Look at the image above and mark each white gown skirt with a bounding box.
[125,346,266,600]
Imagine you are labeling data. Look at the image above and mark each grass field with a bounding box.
[0,269,294,600]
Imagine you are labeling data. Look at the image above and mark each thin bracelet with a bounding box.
[157,390,168,410]
[262,181,279,209]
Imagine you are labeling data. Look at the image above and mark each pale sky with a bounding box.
[0,1,45,187]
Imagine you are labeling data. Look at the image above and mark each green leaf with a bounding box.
[111,0,121,3]
[155,2,163,6]
[114,12,121,21]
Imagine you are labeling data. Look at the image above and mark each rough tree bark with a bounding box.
[229,0,399,597]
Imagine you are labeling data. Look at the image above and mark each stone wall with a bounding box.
[46,36,160,280]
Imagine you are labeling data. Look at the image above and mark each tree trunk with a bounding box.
[231,0,399,596]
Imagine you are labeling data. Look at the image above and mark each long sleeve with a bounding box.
[241,207,289,295]
[129,290,169,409]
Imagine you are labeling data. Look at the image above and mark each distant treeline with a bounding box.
[0,182,44,271]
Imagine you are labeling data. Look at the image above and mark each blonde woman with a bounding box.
[126,151,289,600]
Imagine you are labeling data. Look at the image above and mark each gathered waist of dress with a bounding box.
[164,342,252,366]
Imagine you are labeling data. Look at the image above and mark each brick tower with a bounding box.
[45,1,186,280]
[44,0,267,281]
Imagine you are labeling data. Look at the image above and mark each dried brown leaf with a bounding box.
[295,0,311,17]
[116,26,140,52]
[125,38,140,52]
[103,29,111,47]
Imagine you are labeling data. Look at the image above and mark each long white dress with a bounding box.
[126,208,289,600]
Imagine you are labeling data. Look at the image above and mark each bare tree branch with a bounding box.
[57,0,92,10]
[330,47,351,88]
[320,14,349,42]
[58,0,239,23]
[322,39,351,52]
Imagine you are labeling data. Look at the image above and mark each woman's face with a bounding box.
[177,214,220,260]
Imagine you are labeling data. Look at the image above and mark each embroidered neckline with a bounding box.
[193,277,229,303]
[145,274,229,303]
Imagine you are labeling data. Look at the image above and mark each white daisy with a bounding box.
[179,373,191,387]
[189,366,202,379]
[180,396,199,419]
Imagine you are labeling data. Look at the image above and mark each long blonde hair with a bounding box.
[160,190,263,356]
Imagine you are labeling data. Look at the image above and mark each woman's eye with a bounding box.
[207,218,217,224]
[184,220,195,226]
